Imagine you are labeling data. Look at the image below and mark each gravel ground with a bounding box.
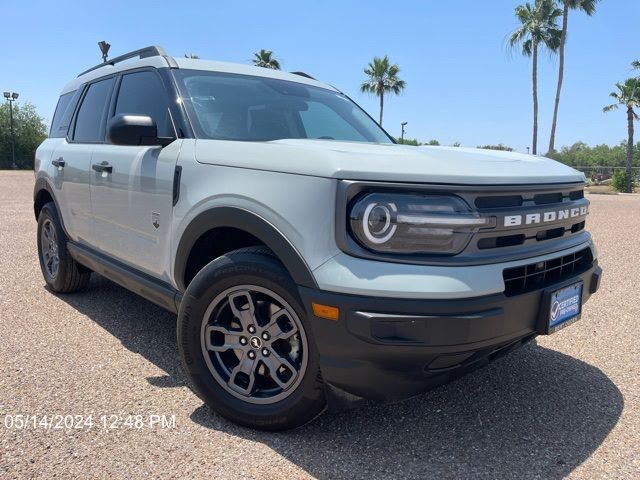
[0,170,638,479]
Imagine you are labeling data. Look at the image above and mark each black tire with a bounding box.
[178,246,326,430]
[37,202,91,293]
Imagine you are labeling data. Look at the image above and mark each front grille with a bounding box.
[474,188,584,210]
[471,186,588,253]
[477,220,586,250]
[502,248,593,296]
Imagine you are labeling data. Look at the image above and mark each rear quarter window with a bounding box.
[49,91,79,138]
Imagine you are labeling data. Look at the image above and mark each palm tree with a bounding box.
[547,0,600,156]
[603,78,640,193]
[510,0,562,155]
[252,49,280,70]
[360,56,406,126]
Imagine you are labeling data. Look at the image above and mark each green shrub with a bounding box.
[611,170,635,192]
[396,137,422,146]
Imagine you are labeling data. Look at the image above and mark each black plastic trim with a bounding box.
[297,259,600,402]
[67,242,180,313]
[174,207,318,291]
[77,46,170,77]
[290,71,316,80]
[172,165,182,206]
[33,178,69,234]
[161,68,194,138]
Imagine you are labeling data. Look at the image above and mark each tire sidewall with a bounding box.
[178,252,325,430]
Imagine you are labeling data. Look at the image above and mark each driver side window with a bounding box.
[114,71,173,137]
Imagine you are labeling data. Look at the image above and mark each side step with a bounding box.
[67,242,181,313]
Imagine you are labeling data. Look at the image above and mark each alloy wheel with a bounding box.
[40,219,60,279]
[200,285,308,404]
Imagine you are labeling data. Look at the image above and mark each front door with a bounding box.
[90,70,179,280]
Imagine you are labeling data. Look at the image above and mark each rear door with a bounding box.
[90,69,179,279]
[50,77,115,244]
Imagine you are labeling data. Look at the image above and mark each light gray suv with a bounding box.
[34,46,602,430]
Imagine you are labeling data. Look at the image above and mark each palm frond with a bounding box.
[360,55,406,97]
[604,78,640,113]
[509,0,562,57]
[252,49,281,70]
[568,0,600,16]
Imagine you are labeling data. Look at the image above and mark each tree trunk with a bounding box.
[379,91,384,126]
[626,106,634,193]
[548,1,569,156]
[532,39,539,155]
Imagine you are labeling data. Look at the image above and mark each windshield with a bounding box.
[174,70,393,144]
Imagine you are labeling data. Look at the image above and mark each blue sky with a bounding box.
[1,0,637,152]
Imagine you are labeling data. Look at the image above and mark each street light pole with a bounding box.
[400,121,408,143]
[3,91,19,169]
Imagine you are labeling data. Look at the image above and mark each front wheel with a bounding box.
[177,247,326,430]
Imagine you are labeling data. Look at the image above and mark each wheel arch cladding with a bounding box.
[33,178,56,220]
[174,207,318,291]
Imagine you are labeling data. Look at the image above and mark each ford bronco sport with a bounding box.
[34,46,602,430]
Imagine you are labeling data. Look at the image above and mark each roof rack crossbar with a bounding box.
[290,71,316,80]
[77,45,170,77]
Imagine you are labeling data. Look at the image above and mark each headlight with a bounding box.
[348,193,492,255]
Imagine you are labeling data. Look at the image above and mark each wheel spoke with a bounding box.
[228,353,257,395]
[264,308,298,341]
[227,290,259,330]
[204,325,244,352]
[262,350,297,390]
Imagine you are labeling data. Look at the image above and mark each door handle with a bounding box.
[92,162,113,174]
[52,157,65,169]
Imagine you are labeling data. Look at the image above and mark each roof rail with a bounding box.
[290,71,316,80]
[77,45,176,77]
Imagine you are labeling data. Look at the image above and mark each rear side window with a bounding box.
[114,71,172,137]
[49,91,77,138]
[73,77,115,143]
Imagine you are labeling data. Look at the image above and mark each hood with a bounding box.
[194,139,585,185]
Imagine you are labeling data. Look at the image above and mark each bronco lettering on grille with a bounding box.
[504,205,588,227]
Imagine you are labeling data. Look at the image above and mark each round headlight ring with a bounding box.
[362,202,397,244]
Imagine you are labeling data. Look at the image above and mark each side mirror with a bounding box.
[106,114,173,147]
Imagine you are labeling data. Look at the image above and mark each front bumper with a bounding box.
[298,261,602,403]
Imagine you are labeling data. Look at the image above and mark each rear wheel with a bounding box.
[37,202,91,293]
[178,247,325,430]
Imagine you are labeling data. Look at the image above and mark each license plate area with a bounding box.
[538,281,583,334]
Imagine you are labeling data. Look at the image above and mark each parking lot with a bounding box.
[0,170,638,479]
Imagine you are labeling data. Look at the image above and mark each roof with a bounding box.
[61,45,336,94]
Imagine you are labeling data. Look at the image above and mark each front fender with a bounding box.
[173,206,318,291]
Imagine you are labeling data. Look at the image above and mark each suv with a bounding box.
[34,46,602,430]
